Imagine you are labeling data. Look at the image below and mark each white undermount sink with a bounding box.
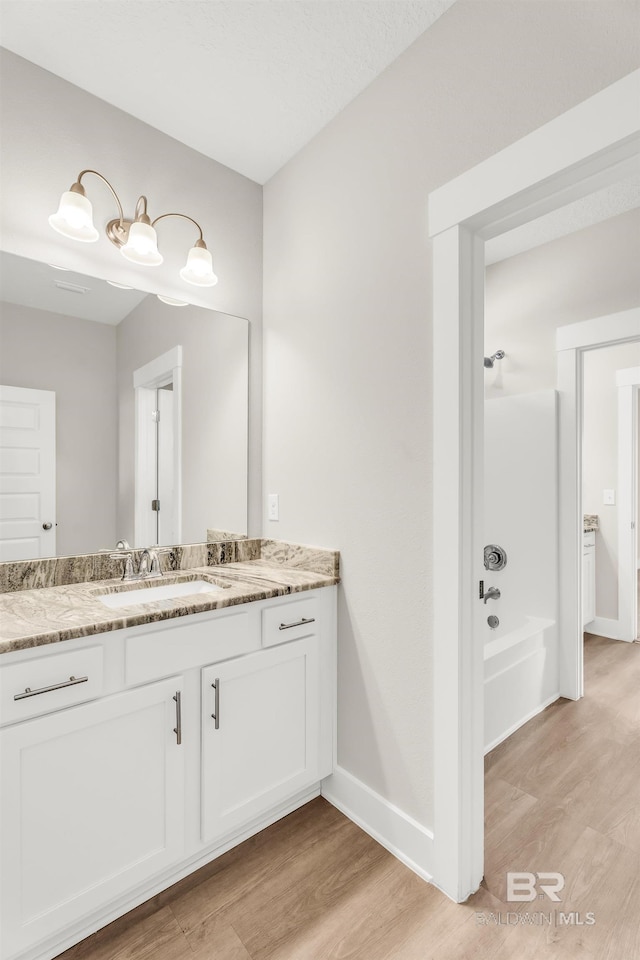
[97,580,222,609]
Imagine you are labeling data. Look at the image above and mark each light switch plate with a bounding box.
[603,489,615,505]
[267,493,279,521]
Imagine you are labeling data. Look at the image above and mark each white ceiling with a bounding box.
[1,0,638,259]
[0,0,455,185]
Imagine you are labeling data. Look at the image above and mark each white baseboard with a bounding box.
[484,692,560,755]
[321,766,434,884]
[585,616,619,640]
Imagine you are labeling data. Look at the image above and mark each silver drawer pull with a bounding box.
[279,616,315,631]
[14,675,88,701]
[173,691,182,745]
[211,679,220,730]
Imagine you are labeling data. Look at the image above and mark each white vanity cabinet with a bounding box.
[0,585,336,960]
[201,635,320,842]
[583,530,596,626]
[0,677,185,960]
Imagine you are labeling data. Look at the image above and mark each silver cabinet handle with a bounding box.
[211,679,220,729]
[14,675,88,701]
[173,691,182,745]
[279,617,315,631]
[42,522,53,530]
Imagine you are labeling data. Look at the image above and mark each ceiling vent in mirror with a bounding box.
[49,169,218,288]
[54,280,90,295]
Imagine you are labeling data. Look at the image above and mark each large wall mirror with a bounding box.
[0,251,249,561]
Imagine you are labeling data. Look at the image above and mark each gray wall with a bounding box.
[117,300,248,545]
[484,209,640,399]
[0,48,263,536]
[0,301,117,554]
[262,2,640,827]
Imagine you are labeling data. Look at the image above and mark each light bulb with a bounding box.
[48,190,99,242]
[121,221,163,266]
[180,245,218,287]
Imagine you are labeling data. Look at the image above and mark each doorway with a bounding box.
[133,346,182,548]
[428,72,640,901]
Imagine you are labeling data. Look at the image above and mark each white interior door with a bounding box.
[0,384,56,560]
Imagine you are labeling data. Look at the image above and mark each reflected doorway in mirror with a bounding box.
[133,346,182,548]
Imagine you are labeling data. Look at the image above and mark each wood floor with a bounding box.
[59,633,640,960]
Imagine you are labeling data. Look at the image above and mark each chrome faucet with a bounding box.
[138,549,163,578]
[483,586,501,604]
[110,548,165,581]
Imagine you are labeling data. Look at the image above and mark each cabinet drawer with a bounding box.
[583,530,596,548]
[262,596,319,648]
[125,608,256,684]
[0,646,104,725]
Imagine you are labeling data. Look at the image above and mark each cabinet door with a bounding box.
[582,546,596,625]
[201,637,319,843]
[0,677,185,960]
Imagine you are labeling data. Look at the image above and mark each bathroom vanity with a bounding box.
[0,541,338,960]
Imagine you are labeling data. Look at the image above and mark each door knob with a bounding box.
[42,522,53,530]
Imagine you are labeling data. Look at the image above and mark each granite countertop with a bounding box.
[0,542,339,655]
[584,514,599,533]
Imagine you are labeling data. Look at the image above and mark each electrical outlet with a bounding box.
[603,489,615,505]
[267,493,279,521]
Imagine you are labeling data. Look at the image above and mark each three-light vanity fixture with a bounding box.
[49,169,218,287]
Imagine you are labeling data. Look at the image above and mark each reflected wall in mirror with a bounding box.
[0,252,249,561]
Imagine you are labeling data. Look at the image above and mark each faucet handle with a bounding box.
[109,551,135,581]
[483,586,501,604]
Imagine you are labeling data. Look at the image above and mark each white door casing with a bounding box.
[428,70,640,902]
[556,318,640,647]
[0,385,56,560]
[617,365,640,641]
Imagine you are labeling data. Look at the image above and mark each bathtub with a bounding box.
[484,616,558,754]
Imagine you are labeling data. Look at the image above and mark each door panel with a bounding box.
[201,638,320,842]
[0,677,184,958]
[0,385,55,559]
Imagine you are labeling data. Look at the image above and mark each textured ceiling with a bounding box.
[485,173,640,265]
[0,0,456,184]
[1,1,637,257]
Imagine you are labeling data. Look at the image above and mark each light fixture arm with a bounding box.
[74,169,126,226]
[151,212,207,247]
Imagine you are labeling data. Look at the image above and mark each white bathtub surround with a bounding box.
[483,390,559,753]
[484,616,558,753]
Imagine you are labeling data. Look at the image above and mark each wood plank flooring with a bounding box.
[58,632,640,960]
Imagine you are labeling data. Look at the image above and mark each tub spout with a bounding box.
[483,586,501,604]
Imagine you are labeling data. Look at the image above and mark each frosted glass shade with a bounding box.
[121,221,163,266]
[48,191,99,242]
[180,245,218,287]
